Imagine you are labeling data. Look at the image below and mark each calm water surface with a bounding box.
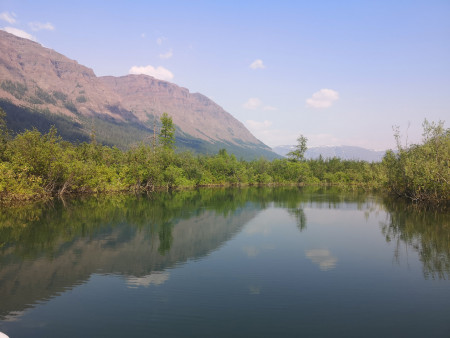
[0,187,449,337]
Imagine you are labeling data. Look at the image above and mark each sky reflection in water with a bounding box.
[0,187,449,337]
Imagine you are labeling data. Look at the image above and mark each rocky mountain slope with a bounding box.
[99,75,259,144]
[0,30,276,159]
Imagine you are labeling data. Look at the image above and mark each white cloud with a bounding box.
[243,98,277,111]
[250,59,265,69]
[141,33,146,38]
[306,88,339,108]
[0,11,16,24]
[129,65,174,81]
[29,21,54,31]
[305,249,337,271]
[2,27,36,41]
[245,220,273,236]
[1,310,26,322]
[263,105,278,111]
[159,50,173,59]
[126,272,169,288]
[243,97,262,110]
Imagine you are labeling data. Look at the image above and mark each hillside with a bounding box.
[0,30,277,159]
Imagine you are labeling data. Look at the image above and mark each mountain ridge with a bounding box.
[0,30,277,159]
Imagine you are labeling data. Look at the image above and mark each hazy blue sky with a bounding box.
[1,0,449,149]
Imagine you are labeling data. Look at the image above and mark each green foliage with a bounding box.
[164,165,194,188]
[0,127,388,202]
[383,120,449,205]
[288,134,308,162]
[159,113,175,150]
[0,161,46,201]
[0,105,447,207]
[124,143,163,191]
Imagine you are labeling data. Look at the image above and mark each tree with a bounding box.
[287,135,308,162]
[159,113,175,150]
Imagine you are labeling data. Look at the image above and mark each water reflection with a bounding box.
[0,186,448,327]
[242,246,259,257]
[249,285,262,295]
[380,198,450,279]
[288,207,307,231]
[0,189,267,320]
[305,249,338,271]
[126,272,170,288]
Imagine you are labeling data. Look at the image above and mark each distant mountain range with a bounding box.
[272,145,387,162]
[0,30,277,159]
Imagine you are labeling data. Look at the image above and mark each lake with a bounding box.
[0,187,449,337]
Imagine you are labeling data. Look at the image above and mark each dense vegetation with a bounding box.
[382,120,449,205]
[0,107,448,207]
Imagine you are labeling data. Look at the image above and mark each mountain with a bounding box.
[272,145,387,162]
[0,30,277,159]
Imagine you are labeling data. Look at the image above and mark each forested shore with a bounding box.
[0,108,448,208]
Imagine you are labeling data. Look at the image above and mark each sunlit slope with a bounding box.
[0,30,277,159]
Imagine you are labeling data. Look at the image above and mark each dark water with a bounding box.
[0,187,449,337]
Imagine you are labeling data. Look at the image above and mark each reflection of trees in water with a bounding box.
[3,187,446,278]
[288,207,307,232]
[380,198,450,279]
[0,189,266,320]
[158,222,173,255]
[0,186,371,258]
[1,186,447,322]
[284,186,377,233]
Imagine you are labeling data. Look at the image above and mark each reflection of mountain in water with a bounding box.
[2,187,447,321]
[0,190,261,320]
[0,186,385,320]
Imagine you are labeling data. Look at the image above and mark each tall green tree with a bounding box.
[288,135,308,162]
[159,113,175,150]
